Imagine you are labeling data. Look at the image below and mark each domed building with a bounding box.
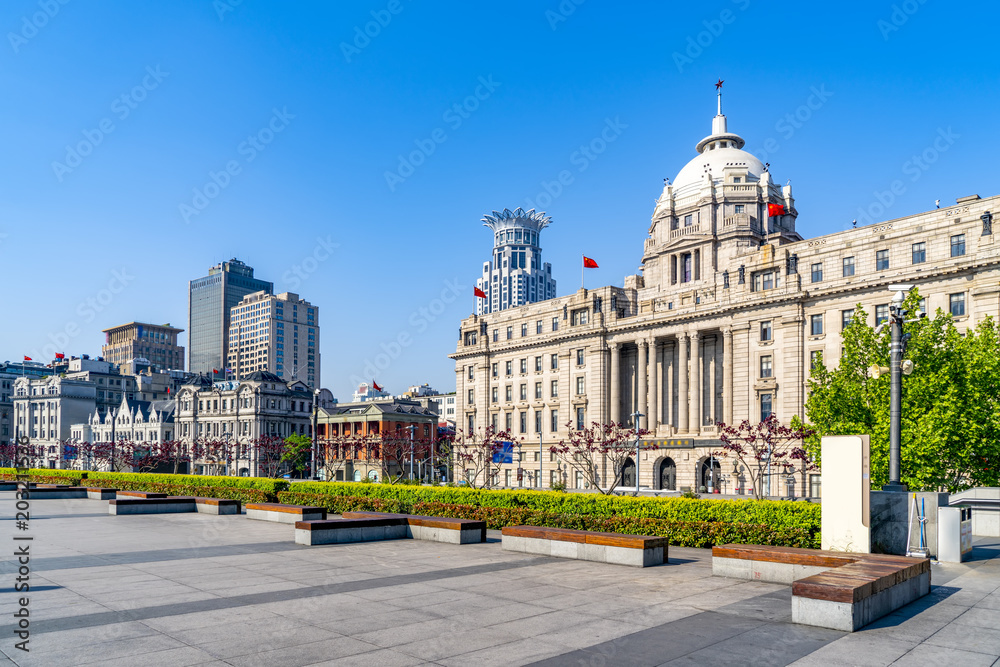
[452,89,998,496]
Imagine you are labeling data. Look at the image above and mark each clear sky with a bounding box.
[2,0,997,400]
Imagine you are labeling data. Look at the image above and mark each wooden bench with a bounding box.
[246,502,326,524]
[25,486,90,499]
[86,487,117,500]
[194,497,241,515]
[109,497,197,515]
[712,544,931,632]
[117,491,169,499]
[294,511,486,546]
[501,526,668,567]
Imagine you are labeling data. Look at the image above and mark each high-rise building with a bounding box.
[102,322,185,374]
[476,208,557,315]
[227,291,320,388]
[188,259,272,375]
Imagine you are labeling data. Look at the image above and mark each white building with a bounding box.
[352,382,390,403]
[476,208,557,315]
[13,376,97,468]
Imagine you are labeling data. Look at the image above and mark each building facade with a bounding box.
[13,376,97,467]
[227,291,320,388]
[102,321,185,374]
[452,100,1000,496]
[71,396,176,469]
[188,258,273,375]
[0,360,53,445]
[64,356,137,418]
[476,208,557,315]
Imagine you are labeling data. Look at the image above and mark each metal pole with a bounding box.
[311,390,318,480]
[885,290,908,492]
[538,430,543,488]
[409,425,414,480]
[630,411,643,495]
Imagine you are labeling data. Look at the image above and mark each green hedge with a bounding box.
[278,491,409,514]
[284,482,821,548]
[0,468,86,485]
[82,472,288,503]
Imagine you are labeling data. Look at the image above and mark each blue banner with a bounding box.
[492,441,513,464]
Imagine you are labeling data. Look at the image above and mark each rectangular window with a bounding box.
[875,304,889,325]
[842,256,855,277]
[810,350,823,370]
[520,358,527,374]
[506,326,513,340]
[492,363,498,378]
[521,323,528,337]
[519,384,527,401]
[535,410,542,433]
[491,387,498,403]
[811,263,823,283]
[876,249,889,271]
[535,356,542,372]
[505,361,512,376]
[752,269,779,291]
[950,293,966,317]
[810,314,823,336]
[684,214,693,227]
[552,317,559,331]
[536,320,543,334]
[467,366,474,380]
[519,412,527,434]
[951,234,966,257]
[505,386,512,402]
[576,407,585,430]
[468,414,475,434]
[682,253,692,283]
[760,321,772,342]
[505,412,512,431]
[760,393,773,421]
[576,349,585,365]
[467,389,474,404]
[576,377,585,395]
[551,354,558,370]
[842,309,854,331]
[571,309,589,325]
[492,329,498,342]
[760,355,773,378]
[551,409,558,432]
[912,242,926,264]
[535,382,542,399]
[734,204,744,214]
[551,380,558,398]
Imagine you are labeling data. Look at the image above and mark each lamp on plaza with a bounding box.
[630,411,643,496]
[883,284,924,492]
[405,425,416,480]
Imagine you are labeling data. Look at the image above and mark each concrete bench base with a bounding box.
[792,571,931,632]
[87,488,117,500]
[194,498,241,515]
[501,527,667,568]
[27,486,89,499]
[246,503,326,524]
[296,513,487,546]
[109,498,196,515]
[343,512,486,544]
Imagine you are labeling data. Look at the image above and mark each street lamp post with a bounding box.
[630,411,643,495]
[538,429,543,489]
[406,425,416,480]
[884,288,909,492]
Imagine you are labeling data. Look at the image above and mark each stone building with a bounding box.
[451,96,999,496]
[227,291,320,389]
[101,321,185,374]
[12,375,97,468]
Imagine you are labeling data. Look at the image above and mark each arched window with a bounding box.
[658,458,677,491]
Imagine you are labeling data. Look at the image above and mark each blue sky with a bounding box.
[1,0,997,400]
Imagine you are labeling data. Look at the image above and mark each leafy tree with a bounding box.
[801,290,1000,491]
[280,434,312,478]
[716,416,813,500]
[451,425,521,489]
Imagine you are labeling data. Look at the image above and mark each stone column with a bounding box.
[709,336,717,426]
[609,342,621,424]
[690,331,701,434]
[655,341,663,432]
[636,340,648,429]
[664,341,673,429]
[723,327,733,425]
[647,337,658,432]
[677,333,689,432]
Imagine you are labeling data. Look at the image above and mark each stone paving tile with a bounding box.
[307,647,429,666]
[77,644,219,667]
[891,643,998,667]
[787,635,916,666]
[393,626,525,662]
[14,633,189,667]
[438,636,578,667]
[222,636,383,667]
[924,621,1000,655]
[953,606,1000,629]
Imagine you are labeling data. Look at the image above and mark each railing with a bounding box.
[669,224,701,240]
[724,184,757,193]
[722,213,755,228]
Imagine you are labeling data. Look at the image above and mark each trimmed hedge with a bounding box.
[0,468,86,485]
[278,491,409,515]
[83,472,288,503]
[283,482,821,549]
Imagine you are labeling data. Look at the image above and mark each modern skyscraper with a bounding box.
[228,291,320,388]
[476,208,557,315]
[188,259,273,375]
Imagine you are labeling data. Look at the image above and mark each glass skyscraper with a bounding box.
[188,259,273,375]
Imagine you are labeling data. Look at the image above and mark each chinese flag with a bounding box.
[55,353,65,359]
[767,203,785,217]
[212,369,219,374]
[474,287,487,299]
[372,380,384,392]
[583,256,599,268]
[23,356,31,361]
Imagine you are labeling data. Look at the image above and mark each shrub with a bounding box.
[0,468,86,485]
[277,491,409,514]
[83,472,288,503]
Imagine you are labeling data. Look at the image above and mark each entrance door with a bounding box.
[621,458,635,488]
[700,458,722,492]
[659,458,677,491]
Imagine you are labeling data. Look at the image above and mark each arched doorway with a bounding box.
[620,457,635,488]
[658,457,677,491]
[700,457,722,492]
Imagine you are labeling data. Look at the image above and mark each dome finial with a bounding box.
[715,78,724,115]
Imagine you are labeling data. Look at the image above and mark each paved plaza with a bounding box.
[2,495,1000,666]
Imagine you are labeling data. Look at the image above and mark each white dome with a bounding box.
[672,144,765,193]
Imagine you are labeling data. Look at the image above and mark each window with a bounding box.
[535,410,541,433]
[467,389,474,404]
[551,380,558,398]
[468,414,475,433]
[505,469,512,487]
[535,382,542,399]
[684,214,693,227]
[467,366,474,380]
[519,412,527,434]
[519,358,527,374]
[505,413,512,431]
[464,331,477,345]
[506,326,513,340]
[519,384,527,401]
[842,256,855,277]
[491,387,498,403]
[951,234,966,257]
[576,377,585,394]
[576,470,587,489]
[492,329,498,342]
[576,349,585,365]
[492,363,498,378]
[552,317,559,332]
[571,309,589,325]
[576,407,585,430]
[535,356,542,372]
[551,409,558,432]
[950,293,966,317]
[760,355,773,378]
[760,393,773,421]
[734,204,744,214]
[536,320,543,334]
[752,269,779,291]
[521,323,528,337]
[875,304,889,325]
[912,242,926,264]
[505,386,512,402]
[811,263,823,283]
[842,309,854,331]
[810,314,823,336]
[810,350,823,370]
[681,253,692,283]
[505,361,512,376]
[876,249,889,271]
[760,321,772,342]
[551,354,558,370]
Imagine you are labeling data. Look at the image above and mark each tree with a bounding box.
[253,436,287,478]
[549,421,651,495]
[370,430,433,484]
[451,425,520,489]
[281,434,312,478]
[716,415,813,500]
[801,290,1000,491]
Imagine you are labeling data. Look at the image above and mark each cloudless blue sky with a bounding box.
[2,0,997,400]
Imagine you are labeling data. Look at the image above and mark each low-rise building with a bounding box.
[64,356,137,418]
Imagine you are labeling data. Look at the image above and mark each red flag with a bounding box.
[166,387,170,394]
[372,380,384,392]
[55,353,65,359]
[213,369,219,374]
[474,287,487,299]
[767,203,785,217]
[583,256,599,269]
[23,356,31,361]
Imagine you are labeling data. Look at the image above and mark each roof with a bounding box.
[102,321,184,334]
[320,400,436,420]
[245,371,285,383]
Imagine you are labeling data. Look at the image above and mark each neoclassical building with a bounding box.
[451,98,999,496]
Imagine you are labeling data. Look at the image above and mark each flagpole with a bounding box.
[581,255,584,291]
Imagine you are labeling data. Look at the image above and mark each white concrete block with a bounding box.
[549,540,579,560]
[712,556,751,579]
[792,596,855,632]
